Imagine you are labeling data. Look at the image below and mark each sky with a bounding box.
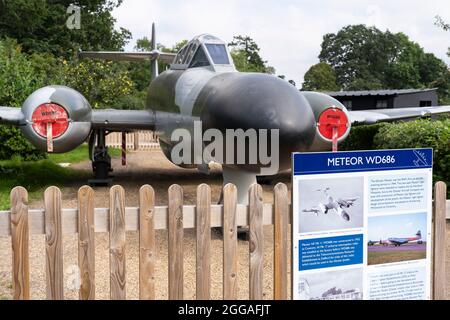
[112,0,450,87]
[368,212,427,240]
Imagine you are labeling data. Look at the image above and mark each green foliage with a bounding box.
[0,38,49,160]
[302,62,340,91]
[318,25,450,102]
[228,35,275,73]
[47,144,120,163]
[0,159,86,209]
[373,119,450,187]
[341,119,449,192]
[339,123,388,151]
[0,0,131,58]
[0,126,46,160]
[61,59,134,108]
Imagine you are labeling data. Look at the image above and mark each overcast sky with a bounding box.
[368,213,427,240]
[112,0,450,86]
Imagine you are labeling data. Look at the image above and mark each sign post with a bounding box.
[292,148,433,300]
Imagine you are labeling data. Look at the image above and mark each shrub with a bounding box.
[373,118,450,188]
[0,39,47,160]
[340,123,387,151]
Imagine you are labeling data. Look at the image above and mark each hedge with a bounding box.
[341,118,449,192]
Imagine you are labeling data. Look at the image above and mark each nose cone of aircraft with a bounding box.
[198,73,316,171]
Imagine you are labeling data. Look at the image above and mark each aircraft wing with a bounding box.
[0,106,193,132]
[0,107,25,125]
[349,106,450,125]
[79,51,176,64]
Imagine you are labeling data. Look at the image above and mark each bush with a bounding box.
[0,39,48,160]
[340,123,387,151]
[373,118,450,188]
[0,127,46,161]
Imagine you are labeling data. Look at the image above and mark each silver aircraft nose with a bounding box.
[197,73,316,171]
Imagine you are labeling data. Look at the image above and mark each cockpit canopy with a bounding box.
[171,34,235,72]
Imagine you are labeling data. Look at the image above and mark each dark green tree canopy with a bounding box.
[319,24,449,91]
[0,0,131,57]
[302,62,339,91]
[317,24,450,103]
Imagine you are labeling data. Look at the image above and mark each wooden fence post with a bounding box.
[168,184,184,300]
[249,184,263,300]
[110,185,126,300]
[196,184,211,300]
[134,132,139,151]
[44,186,64,300]
[139,185,156,300]
[78,186,95,300]
[274,183,288,300]
[433,181,447,300]
[10,186,30,300]
[223,184,238,300]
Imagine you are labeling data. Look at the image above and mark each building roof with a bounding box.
[325,88,437,97]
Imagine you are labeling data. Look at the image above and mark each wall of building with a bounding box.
[331,90,438,110]
[394,91,438,108]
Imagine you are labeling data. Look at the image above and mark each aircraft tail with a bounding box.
[416,230,421,239]
[150,23,159,81]
[78,22,175,77]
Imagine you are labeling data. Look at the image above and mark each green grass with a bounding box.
[368,250,426,265]
[47,144,120,164]
[0,159,88,209]
[0,145,120,209]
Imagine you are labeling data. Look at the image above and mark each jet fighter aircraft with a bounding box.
[302,188,358,221]
[1,24,450,203]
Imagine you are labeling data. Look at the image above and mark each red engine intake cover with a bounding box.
[317,108,349,140]
[32,103,69,138]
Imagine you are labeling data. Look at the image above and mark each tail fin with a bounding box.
[78,22,175,74]
[151,23,159,80]
[416,230,421,238]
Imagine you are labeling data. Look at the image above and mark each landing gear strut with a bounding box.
[88,129,113,186]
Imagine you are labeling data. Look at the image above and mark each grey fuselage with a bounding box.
[145,34,350,173]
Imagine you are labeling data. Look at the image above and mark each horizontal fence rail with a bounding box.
[0,182,447,300]
[105,131,159,151]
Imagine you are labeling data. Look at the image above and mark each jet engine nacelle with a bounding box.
[302,91,352,152]
[20,86,92,153]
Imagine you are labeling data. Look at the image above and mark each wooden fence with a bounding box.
[105,131,159,151]
[0,182,447,300]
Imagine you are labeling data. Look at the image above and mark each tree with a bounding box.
[318,24,450,102]
[319,25,399,89]
[302,62,340,91]
[228,35,275,73]
[0,0,131,58]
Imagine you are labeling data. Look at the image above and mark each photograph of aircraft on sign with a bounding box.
[302,187,359,222]
[1,24,449,204]
[298,268,363,300]
[368,230,423,247]
[368,213,427,265]
[298,177,363,233]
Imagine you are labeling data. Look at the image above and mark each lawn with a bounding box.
[368,250,426,265]
[0,145,120,210]
[47,144,121,163]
